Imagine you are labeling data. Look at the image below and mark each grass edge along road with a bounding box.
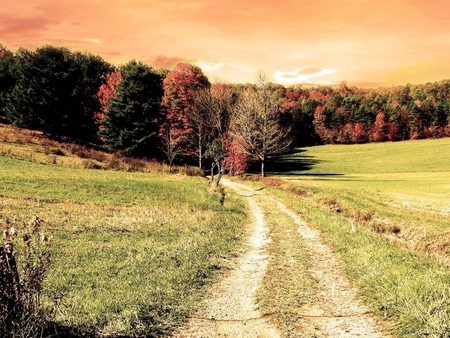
[0,155,247,337]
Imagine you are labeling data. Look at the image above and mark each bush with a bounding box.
[1,216,52,337]
[104,158,124,171]
[123,157,147,172]
[185,166,204,177]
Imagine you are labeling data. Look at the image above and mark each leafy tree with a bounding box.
[0,44,14,119]
[159,63,210,166]
[369,110,390,142]
[313,106,328,143]
[100,60,164,158]
[352,122,367,143]
[223,136,249,176]
[97,71,122,123]
[231,73,291,177]
[5,45,112,140]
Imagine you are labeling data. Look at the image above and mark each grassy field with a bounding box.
[0,146,246,337]
[269,138,450,207]
[3,121,450,337]
[249,138,450,337]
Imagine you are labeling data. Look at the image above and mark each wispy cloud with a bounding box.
[50,37,101,44]
[151,55,198,69]
[274,68,338,85]
[196,60,251,73]
[196,60,225,72]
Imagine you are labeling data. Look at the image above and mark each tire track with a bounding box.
[174,179,391,337]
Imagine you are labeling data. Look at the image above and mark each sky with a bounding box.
[1,0,450,87]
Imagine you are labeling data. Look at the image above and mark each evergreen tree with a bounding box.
[0,45,14,119]
[5,45,112,140]
[100,60,165,158]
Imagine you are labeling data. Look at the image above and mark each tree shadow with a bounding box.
[248,149,342,177]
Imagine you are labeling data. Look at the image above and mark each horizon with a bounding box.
[2,0,450,88]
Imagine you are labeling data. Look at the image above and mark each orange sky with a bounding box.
[1,0,450,87]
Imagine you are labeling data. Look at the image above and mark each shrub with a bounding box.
[123,157,147,172]
[104,158,124,171]
[74,149,90,158]
[0,216,52,337]
[90,151,107,163]
[185,166,204,176]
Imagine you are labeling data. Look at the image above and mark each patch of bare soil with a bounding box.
[174,179,391,337]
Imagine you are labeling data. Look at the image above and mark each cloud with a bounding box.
[50,37,101,44]
[0,14,53,37]
[196,60,251,73]
[274,68,338,85]
[151,55,198,69]
[150,56,250,77]
[196,60,225,72]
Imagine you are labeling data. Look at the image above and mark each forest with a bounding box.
[1,44,449,176]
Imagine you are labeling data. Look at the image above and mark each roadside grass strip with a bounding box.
[257,183,450,337]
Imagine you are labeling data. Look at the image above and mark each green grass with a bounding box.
[0,155,246,337]
[273,186,450,337]
[276,138,450,175]
[271,138,450,210]
[249,137,450,337]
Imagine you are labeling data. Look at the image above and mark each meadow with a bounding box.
[0,133,246,337]
[249,138,450,336]
[3,121,450,337]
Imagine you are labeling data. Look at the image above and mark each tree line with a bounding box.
[1,44,449,177]
[285,81,450,145]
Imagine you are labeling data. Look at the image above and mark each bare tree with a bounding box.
[159,122,179,173]
[231,73,291,177]
[190,84,234,170]
[190,88,215,168]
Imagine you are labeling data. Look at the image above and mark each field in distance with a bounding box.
[268,138,450,218]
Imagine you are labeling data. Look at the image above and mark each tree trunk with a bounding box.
[261,159,265,177]
[198,133,202,169]
[211,163,215,183]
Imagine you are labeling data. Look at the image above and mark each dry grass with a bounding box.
[0,123,203,176]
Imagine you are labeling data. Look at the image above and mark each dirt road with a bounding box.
[174,179,391,337]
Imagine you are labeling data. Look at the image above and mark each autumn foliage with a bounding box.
[1,43,450,176]
[159,63,210,164]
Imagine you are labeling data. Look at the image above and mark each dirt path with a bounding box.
[173,179,281,338]
[174,179,391,337]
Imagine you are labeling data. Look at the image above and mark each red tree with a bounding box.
[97,71,122,123]
[159,63,210,165]
[369,110,390,142]
[352,122,367,143]
[224,137,249,176]
[313,106,329,143]
[337,123,354,144]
